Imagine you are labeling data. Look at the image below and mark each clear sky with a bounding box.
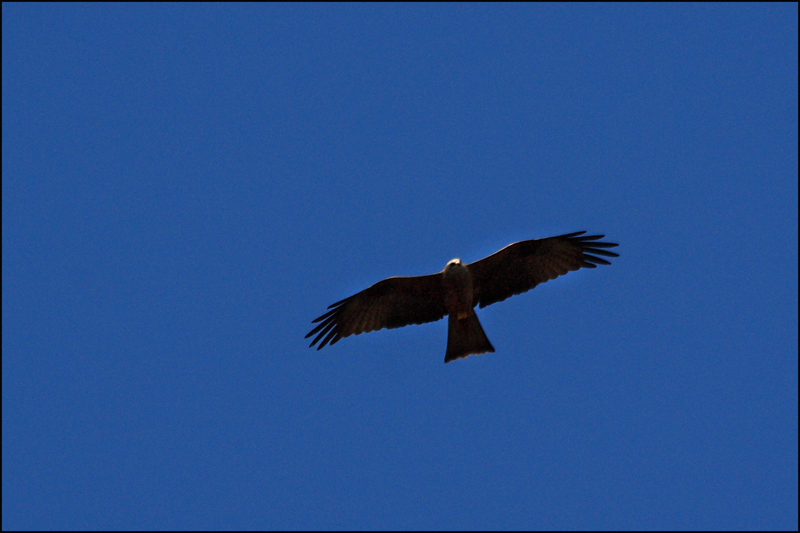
[3,3,797,530]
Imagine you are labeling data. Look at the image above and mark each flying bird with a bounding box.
[306,231,619,363]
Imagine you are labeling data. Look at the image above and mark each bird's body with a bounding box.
[306,231,619,363]
[442,259,472,320]
[441,259,495,361]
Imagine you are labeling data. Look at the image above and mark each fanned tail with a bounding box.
[444,309,495,363]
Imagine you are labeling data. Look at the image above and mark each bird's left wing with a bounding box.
[468,231,619,308]
[306,273,448,349]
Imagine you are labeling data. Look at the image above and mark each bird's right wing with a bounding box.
[306,273,448,349]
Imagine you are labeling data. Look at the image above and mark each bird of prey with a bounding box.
[306,231,618,363]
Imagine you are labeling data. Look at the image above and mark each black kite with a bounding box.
[306,231,619,363]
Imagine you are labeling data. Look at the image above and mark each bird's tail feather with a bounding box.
[445,309,495,363]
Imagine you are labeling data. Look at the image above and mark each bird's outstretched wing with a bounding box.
[468,231,619,308]
[306,273,448,349]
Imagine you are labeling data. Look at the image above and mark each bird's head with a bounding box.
[445,258,462,270]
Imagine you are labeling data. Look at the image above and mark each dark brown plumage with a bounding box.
[306,231,618,362]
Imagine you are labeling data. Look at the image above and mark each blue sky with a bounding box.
[3,3,797,530]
